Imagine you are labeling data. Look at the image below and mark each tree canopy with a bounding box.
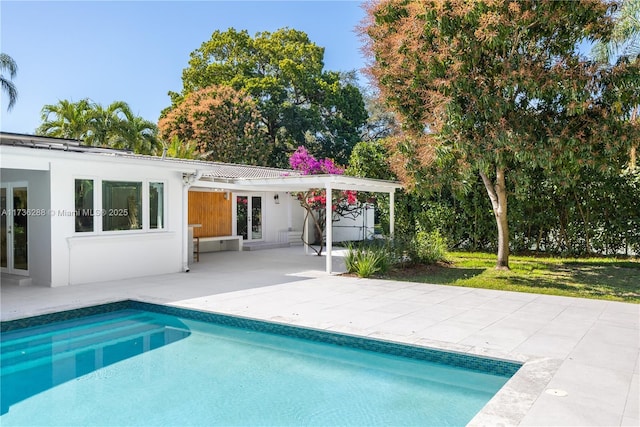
[167,27,368,167]
[159,85,272,165]
[363,0,640,268]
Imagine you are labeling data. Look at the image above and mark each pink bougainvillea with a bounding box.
[289,146,345,175]
[289,146,363,255]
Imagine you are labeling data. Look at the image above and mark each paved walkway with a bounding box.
[1,247,638,426]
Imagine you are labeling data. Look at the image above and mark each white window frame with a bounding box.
[73,177,167,234]
[147,181,167,231]
[73,176,98,234]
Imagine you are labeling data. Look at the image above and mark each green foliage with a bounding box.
[345,118,639,257]
[171,27,367,167]
[344,242,390,278]
[36,99,160,154]
[163,135,202,160]
[347,139,396,181]
[509,166,640,256]
[346,138,400,235]
[409,166,640,257]
[345,231,448,278]
[344,245,382,278]
[1,53,18,111]
[359,93,399,143]
[37,99,92,141]
[411,230,449,265]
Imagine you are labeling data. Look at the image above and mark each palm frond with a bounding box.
[1,53,18,110]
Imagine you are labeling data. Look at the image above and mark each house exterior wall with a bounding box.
[264,191,292,242]
[1,146,184,287]
[53,157,183,286]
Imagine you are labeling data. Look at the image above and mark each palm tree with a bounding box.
[36,98,159,152]
[592,0,639,168]
[86,100,132,148]
[37,99,92,141]
[126,115,160,154]
[163,135,202,159]
[87,101,159,153]
[592,0,639,63]
[1,53,18,111]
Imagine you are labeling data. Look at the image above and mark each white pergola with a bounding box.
[183,168,402,274]
[193,173,403,274]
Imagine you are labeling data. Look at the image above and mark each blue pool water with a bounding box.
[1,301,520,426]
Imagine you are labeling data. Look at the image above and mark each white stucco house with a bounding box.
[0,132,401,287]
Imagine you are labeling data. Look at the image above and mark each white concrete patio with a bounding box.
[1,246,638,426]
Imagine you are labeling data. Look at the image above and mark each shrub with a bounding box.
[353,250,384,278]
[344,242,391,277]
[344,230,448,277]
[344,243,360,273]
[412,230,448,264]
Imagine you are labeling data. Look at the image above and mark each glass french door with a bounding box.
[1,183,29,275]
[236,195,263,241]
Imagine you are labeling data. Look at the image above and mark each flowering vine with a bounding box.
[289,146,363,255]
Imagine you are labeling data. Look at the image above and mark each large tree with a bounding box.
[1,53,18,112]
[363,0,640,269]
[167,27,367,167]
[159,85,272,165]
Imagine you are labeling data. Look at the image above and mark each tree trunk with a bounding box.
[573,191,591,255]
[630,106,638,169]
[480,168,510,270]
[299,191,324,256]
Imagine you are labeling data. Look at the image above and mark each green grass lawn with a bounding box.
[385,252,640,303]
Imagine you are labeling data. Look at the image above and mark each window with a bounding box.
[102,181,142,231]
[75,179,94,232]
[149,182,164,229]
[74,179,165,233]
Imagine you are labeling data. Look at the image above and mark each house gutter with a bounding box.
[182,169,203,272]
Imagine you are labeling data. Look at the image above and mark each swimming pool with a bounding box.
[1,300,521,426]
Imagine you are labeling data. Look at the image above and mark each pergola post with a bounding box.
[389,190,395,238]
[325,182,333,274]
[182,183,190,272]
[304,214,310,254]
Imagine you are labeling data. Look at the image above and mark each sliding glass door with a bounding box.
[1,183,29,275]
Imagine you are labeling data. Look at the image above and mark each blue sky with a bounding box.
[1,1,368,134]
